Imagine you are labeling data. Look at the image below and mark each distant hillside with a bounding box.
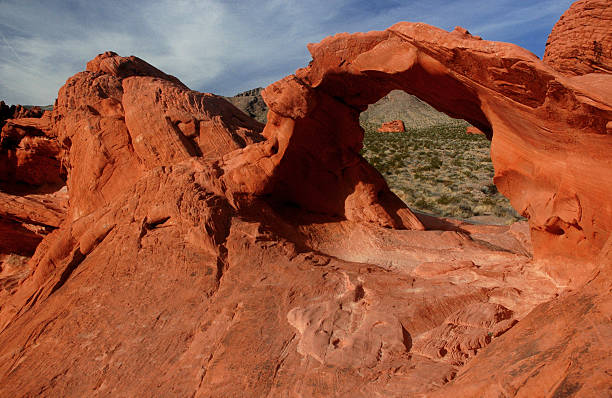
[359,90,464,129]
[227,88,464,129]
[224,87,267,123]
[23,105,53,111]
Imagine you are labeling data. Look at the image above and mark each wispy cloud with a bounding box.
[0,0,571,105]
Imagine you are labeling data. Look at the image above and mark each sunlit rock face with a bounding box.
[544,0,612,76]
[254,22,612,270]
[0,2,611,396]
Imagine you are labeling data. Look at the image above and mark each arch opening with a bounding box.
[359,90,524,225]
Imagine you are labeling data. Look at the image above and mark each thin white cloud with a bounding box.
[0,0,572,105]
[466,0,574,38]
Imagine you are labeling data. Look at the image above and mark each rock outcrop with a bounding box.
[544,0,612,76]
[0,101,12,127]
[378,120,405,133]
[1,114,63,187]
[0,111,67,259]
[0,101,45,130]
[240,23,611,275]
[0,3,611,396]
[0,50,263,326]
[54,51,264,220]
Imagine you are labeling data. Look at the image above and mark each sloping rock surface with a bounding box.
[0,6,611,397]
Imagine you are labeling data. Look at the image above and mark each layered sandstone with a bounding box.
[0,4,611,397]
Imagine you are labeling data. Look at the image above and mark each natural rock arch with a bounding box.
[0,10,611,396]
[220,22,612,271]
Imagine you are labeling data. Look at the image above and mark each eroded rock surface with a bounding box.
[0,3,611,397]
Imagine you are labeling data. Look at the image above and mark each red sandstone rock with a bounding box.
[12,105,44,119]
[1,114,63,187]
[52,51,263,220]
[465,125,485,136]
[0,101,13,127]
[544,0,612,76]
[244,20,612,271]
[0,177,562,396]
[0,3,611,396]
[430,261,612,398]
[0,101,45,130]
[0,113,67,259]
[378,119,405,132]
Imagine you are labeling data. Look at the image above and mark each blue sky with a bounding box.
[0,0,573,105]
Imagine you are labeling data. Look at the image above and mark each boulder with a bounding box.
[378,120,405,132]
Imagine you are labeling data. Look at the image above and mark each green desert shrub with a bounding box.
[359,121,523,224]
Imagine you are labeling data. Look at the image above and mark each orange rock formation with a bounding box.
[0,2,610,396]
[544,0,612,76]
[378,120,406,132]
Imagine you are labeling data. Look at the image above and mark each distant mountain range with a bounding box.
[4,87,463,131]
[226,88,464,129]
